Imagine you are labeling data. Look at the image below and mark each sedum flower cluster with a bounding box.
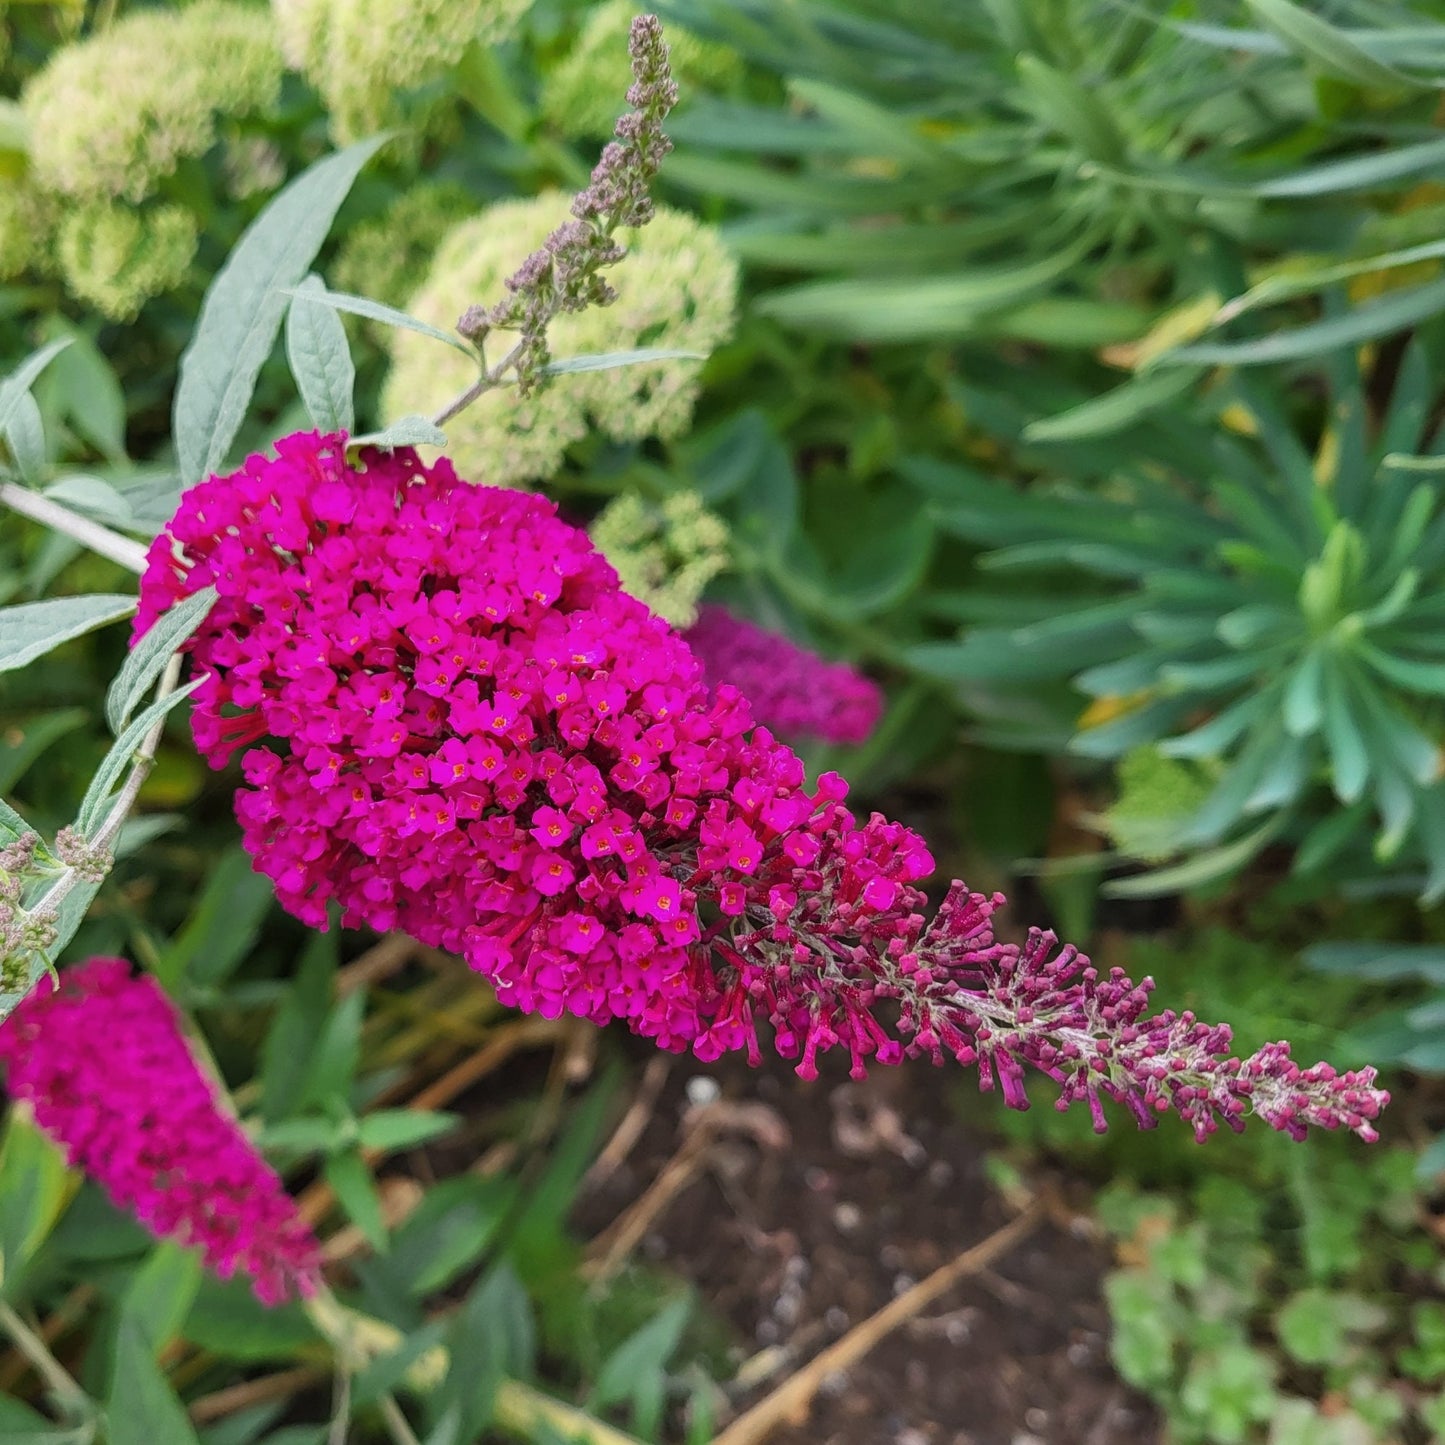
[541,0,741,139]
[382,196,738,486]
[0,958,322,1304]
[590,490,730,627]
[683,605,883,746]
[271,0,531,142]
[18,0,282,317]
[135,432,1388,1145]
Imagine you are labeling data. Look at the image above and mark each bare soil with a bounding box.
[575,1048,1159,1445]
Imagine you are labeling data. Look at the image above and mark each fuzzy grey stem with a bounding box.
[0,480,149,574]
[430,339,527,428]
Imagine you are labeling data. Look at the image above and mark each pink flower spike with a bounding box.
[0,959,321,1305]
[684,605,883,746]
[133,432,1389,1144]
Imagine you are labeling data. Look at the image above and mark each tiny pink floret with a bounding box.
[133,433,1389,1143]
[0,959,321,1303]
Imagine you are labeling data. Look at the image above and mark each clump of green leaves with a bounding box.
[907,330,1445,900]
[1098,1148,1445,1445]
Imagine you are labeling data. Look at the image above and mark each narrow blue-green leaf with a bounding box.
[278,284,476,357]
[1101,817,1282,898]
[0,594,136,673]
[76,676,205,834]
[285,276,355,434]
[121,1241,203,1355]
[542,348,706,375]
[356,1110,461,1152]
[1022,367,1201,442]
[106,586,216,735]
[1216,240,1445,324]
[0,338,72,437]
[1158,277,1445,366]
[173,137,387,488]
[351,416,447,449]
[1253,135,1445,199]
[1245,0,1422,90]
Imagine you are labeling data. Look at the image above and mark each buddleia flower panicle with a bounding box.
[272,0,531,143]
[135,432,1388,1146]
[541,0,741,140]
[0,959,322,1305]
[22,0,282,203]
[382,196,736,486]
[591,491,730,627]
[684,604,883,746]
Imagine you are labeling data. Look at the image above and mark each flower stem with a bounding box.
[0,481,149,574]
[0,1297,92,1421]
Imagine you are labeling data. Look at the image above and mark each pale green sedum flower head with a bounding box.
[591,490,730,627]
[381,193,738,488]
[23,1,283,203]
[272,0,532,142]
[56,202,198,321]
[541,0,741,139]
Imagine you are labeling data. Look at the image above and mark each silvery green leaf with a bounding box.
[106,586,217,735]
[43,475,135,528]
[280,284,477,355]
[4,391,46,482]
[0,797,33,849]
[0,594,137,673]
[0,338,72,437]
[350,416,447,449]
[286,274,356,434]
[172,136,387,488]
[541,348,706,375]
[76,675,205,834]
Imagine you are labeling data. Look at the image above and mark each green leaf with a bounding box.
[0,1111,73,1291]
[107,1318,202,1445]
[43,475,135,528]
[296,987,365,1112]
[1016,54,1127,164]
[1022,367,1201,442]
[357,1110,460,1153]
[0,595,136,674]
[0,338,73,438]
[260,932,335,1124]
[255,1116,345,1154]
[1245,0,1422,90]
[121,1241,203,1355]
[589,1295,690,1437]
[173,137,387,489]
[75,675,205,834]
[325,1149,386,1251]
[542,347,707,375]
[285,275,355,435]
[156,846,273,993]
[755,237,1096,341]
[106,586,216,735]
[350,416,447,449]
[0,708,88,794]
[1102,817,1282,897]
[38,321,127,462]
[1158,276,1445,367]
[279,284,476,356]
[184,1275,322,1364]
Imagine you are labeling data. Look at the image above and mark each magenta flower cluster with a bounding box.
[683,604,882,746]
[0,959,321,1303]
[135,433,1388,1142]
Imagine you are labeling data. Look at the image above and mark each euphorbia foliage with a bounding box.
[135,432,1388,1143]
